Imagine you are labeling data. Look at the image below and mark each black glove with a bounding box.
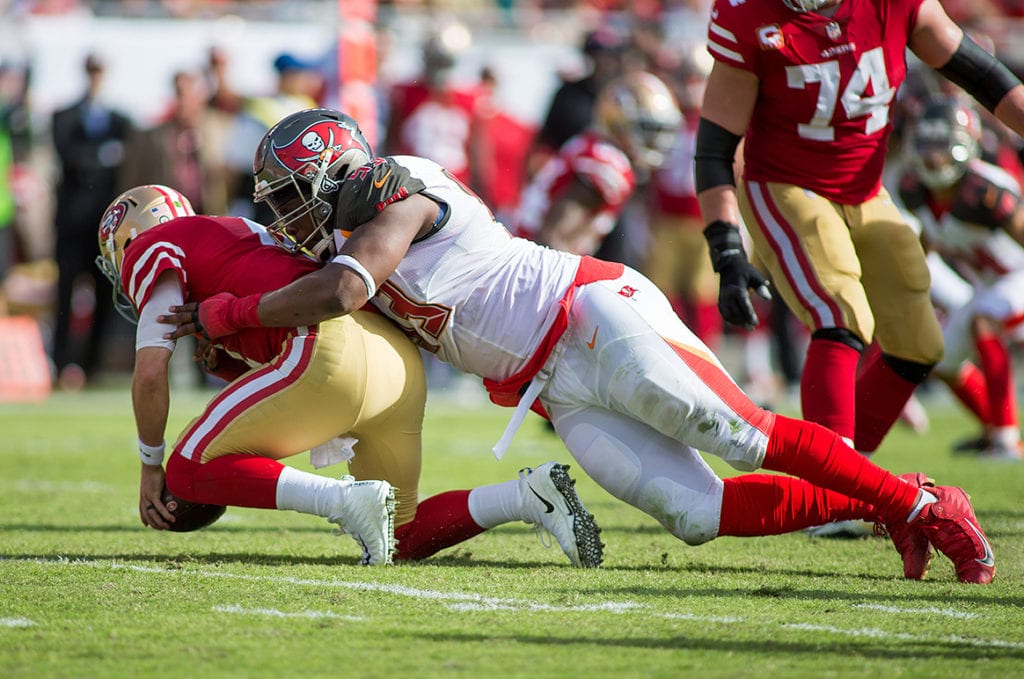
[704,220,771,330]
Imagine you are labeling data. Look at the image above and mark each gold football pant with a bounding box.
[738,180,942,365]
[172,310,426,524]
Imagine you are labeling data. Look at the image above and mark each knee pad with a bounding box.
[637,475,724,546]
[811,327,865,352]
[883,353,934,384]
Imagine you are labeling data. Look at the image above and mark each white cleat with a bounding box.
[519,462,603,568]
[328,476,396,566]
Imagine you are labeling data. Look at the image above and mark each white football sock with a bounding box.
[467,478,523,529]
[275,466,344,517]
[906,488,938,523]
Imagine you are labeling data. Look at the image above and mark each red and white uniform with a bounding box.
[708,0,922,203]
[898,159,1024,371]
[511,131,636,252]
[335,155,776,544]
[122,216,316,368]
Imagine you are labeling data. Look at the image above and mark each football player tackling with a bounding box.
[98,184,603,567]
[164,108,995,583]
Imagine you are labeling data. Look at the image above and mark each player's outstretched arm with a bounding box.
[160,193,438,340]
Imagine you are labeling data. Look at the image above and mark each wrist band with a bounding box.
[138,438,166,466]
[331,254,377,298]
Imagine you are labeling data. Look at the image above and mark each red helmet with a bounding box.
[253,108,372,258]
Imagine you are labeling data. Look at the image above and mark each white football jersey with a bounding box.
[336,155,582,381]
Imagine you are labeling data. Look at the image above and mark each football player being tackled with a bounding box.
[97,184,603,568]
[163,108,994,583]
[695,3,1024,459]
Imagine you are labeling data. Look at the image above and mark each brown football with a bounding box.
[161,484,226,532]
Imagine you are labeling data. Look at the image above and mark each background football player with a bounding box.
[510,70,681,257]
[898,96,1024,461]
[98,183,604,567]
[164,108,995,583]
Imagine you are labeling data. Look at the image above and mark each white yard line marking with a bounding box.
[853,603,980,619]
[213,605,364,621]
[6,557,1021,650]
[1,617,35,627]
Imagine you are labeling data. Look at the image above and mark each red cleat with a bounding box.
[914,486,995,584]
[875,473,934,580]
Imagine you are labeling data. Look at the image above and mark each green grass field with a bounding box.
[2,386,1023,678]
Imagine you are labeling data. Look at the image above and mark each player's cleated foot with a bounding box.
[912,485,994,584]
[806,519,875,539]
[328,475,396,566]
[519,462,603,568]
[874,473,934,580]
[979,442,1023,462]
[952,433,990,454]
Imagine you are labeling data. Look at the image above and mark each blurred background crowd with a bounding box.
[0,0,1023,408]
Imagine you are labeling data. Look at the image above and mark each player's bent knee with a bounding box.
[637,475,723,546]
[164,453,199,501]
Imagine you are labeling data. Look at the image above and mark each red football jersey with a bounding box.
[120,215,319,365]
[707,0,924,203]
[511,131,636,250]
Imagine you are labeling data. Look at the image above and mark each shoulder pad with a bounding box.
[335,157,427,231]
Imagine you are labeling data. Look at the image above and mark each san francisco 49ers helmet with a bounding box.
[907,96,982,190]
[783,0,832,11]
[253,108,373,258]
[95,184,195,321]
[594,71,682,175]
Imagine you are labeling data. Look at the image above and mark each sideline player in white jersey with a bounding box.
[100,183,604,567]
[898,96,1024,460]
[163,109,996,583]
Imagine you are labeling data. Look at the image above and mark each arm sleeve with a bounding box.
[135,276,184,352]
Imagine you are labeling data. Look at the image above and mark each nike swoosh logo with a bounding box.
[527,485,555,514]
[373,170,392,189]
[586,326,598,350]
[969,523,995,567]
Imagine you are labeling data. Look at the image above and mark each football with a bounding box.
[161,484,226,532]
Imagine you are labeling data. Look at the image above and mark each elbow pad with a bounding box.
[694,118,742,193]
[938,34,1021,112]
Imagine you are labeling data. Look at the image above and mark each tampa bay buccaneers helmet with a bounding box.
[95,184,196,322]
[253,108,373,258]
[594,71,682,176]
[907,96,982,190]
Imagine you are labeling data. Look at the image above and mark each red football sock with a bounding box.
[394,490,486,561]
[718,474,874,536]
[165,453,283,508]
[762,414,919,522]
[942,362,992,424]
[975,333,1017,427]
[854,349,921,452]
[801,338,859,440]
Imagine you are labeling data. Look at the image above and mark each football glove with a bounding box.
[193,292,262,340]
[704,220,771,330]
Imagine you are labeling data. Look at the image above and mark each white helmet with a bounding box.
[95,184,195,321]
